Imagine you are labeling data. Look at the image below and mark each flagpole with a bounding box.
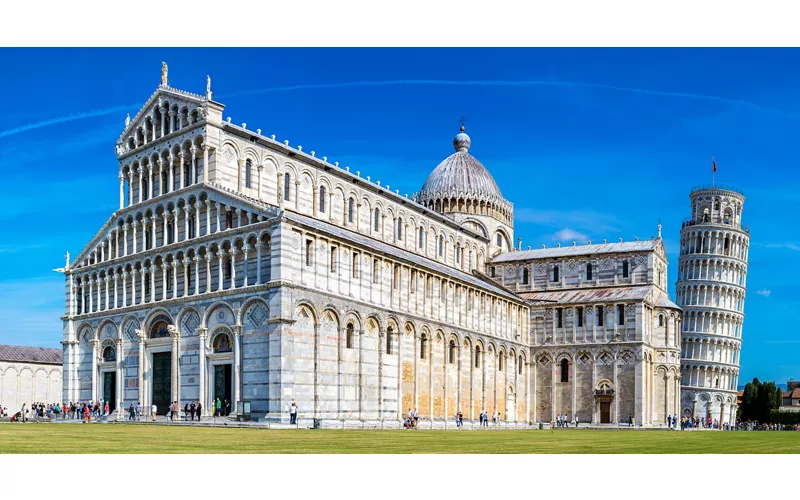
[712,156,715,187]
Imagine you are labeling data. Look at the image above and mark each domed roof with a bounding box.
[418,127,504,203]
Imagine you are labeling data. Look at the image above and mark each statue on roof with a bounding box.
[207,75,212,94]
[161,62,168,87]
[124,113,130,128]
[65,251,70,268]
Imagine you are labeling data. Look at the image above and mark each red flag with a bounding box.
[713,158,717,173]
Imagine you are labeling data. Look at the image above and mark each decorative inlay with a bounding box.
[247,303,268,328]
[181,311,200,336]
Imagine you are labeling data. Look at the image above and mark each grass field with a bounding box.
[2,424,799,453]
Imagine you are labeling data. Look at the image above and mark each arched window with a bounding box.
[420,335,428,360]
[213,332,232,353]
[438,235,444,257]
[283,173,291,201]
[522,268,529,284]
[397,217,403,240]
[475,347,481,368]
[373,258,380,284]
[167,221,174,244]
[330,246,338,273]
[386,326,394,355]
[586,262,593,280]
[456,243,461,264]
[189,215,196,239]
[142,179,149,201]
[244,159,252,188]
[659,314,664,327]
[553,264,559,282]
[518,356,524,374]
[346,323,354,349]
[499,354,504,372]
[418,227,424,249]
[393,265,400,289]
[496,233,502,248]
[374,208,380,232]
[622,260,629,278]
[713,199,720,211]
[102,345,115,362]
[449,340,456,364]
[560,359,569,382]
[348,198,355,223]
[319,186,326,213]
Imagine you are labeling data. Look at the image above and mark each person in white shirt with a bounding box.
[151,404,157,421]
[289,401,298,425]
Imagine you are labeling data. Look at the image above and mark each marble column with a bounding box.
[116,338,124,416]
[198,328,208,415]
[90,339,99,403]
[171,332,180,405]
[233,325,242,413]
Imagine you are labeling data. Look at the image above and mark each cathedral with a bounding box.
[59,65,685,426]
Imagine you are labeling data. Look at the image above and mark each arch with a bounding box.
[238,297,270,328]
[143,307,174,333]
[203,300,236,328]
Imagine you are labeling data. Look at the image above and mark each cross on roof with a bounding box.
[459,116,467,128]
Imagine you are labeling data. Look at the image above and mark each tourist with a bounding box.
[184,403,190,420]
[215,398,222,417]
[83,403,91,424]
[196,401,202,421]
[190,402,196,421]
[129,403,135,421]
[151,403,157,421]
[413,408,419,427]
[136,402,143,421]
[225,398,231,416]
[575,415,579,428]
[104,401,110,416]
[289,401,298,425]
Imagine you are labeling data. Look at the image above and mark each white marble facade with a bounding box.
[60,68,683,426]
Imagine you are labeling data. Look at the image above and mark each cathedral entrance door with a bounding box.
[600,402,611,423]
[103,372,116,413]
[213,364,232,415]
[152,352,171,415]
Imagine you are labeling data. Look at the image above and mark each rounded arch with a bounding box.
[203,300,236,328]
[238,297,270,326]
[143,307,174,332]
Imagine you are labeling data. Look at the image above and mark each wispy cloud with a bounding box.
[220,79,800,120]
[552,228,589,243]
[3,77,795,141]
[756,288,772,297]
[764,340,800,344]
[764,243,800,252]
[0,104,137,139]
[516,208,622,233]
[0,243,46,254]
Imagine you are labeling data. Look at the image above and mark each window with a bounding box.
[374,208,380,232]
[224,258,231,280]
[518,356,523,375]
[418,227,424,249]
[449,340,456,364]
[142,180,148,201]
[560,359,569,383]
[244,159,252,188]
[373,258,380,283]
[145,230,152,250]
[186,265,191,290]
[617,304,625,326]
[456,243,461,264]
[499,355,504,372]
[597,306,604,327]
[491,267,495,277]
[556,308,563,328]
[410,271,416,293]
[393,265,400,289]
[189,215,196,239]
[166,267,173,290]
[213,333,232,353]
[522,268,529,284]
[577,307,583,327]
[586,263,592,280]
[386,327,394,355]
[659,314,664,327]
[475,348,481,368]
[226,211,233,230]
[496,233,502,247]
[348,198,355,223]
[330,247,338,273]
[352,253,359,278]
[346,323,354,349]
[305,240,313,267]
[319,186,326,213]
[397,217,403,240]
[420,336,428,360]
[161,172,168,194]
[553,264,559,282]
[167,223,174,244]
[622,260,629,278]
[438,235,444,257]
[283,173,291,201]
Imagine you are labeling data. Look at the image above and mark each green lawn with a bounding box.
[1,424,798,453]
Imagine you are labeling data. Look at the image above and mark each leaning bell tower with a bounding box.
[676,183,749,425]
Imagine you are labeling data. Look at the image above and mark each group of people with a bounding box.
[1,401,113,423]
[554,414,576,428]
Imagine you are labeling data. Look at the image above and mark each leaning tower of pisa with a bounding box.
[676,184,749,426]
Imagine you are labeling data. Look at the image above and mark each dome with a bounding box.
[418,127,504,203]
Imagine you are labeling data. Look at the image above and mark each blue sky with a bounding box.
[0,48,797,386]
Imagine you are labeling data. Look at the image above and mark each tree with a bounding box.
[740,378,759,421]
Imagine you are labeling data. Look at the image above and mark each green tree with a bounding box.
[741,379,759,421]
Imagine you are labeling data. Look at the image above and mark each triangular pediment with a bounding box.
[116,85,210,153]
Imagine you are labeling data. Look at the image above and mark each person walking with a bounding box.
[413,408,419,427]
[151,403,157,421]
[196,401,202,421]
[136,402,142,421]
[289,401,298,425]
[190,402,196,422]
[215,398,222,417]
[129,403,135,421]
[575,415,579,429]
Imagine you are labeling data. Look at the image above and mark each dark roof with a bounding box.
[786,388,800,399]
[0,345,62,365]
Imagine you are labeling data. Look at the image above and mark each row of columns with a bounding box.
[120,145,210,210]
